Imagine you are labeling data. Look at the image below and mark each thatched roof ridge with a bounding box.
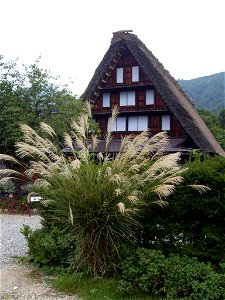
[82,42,120,101]
[82,31,225,156]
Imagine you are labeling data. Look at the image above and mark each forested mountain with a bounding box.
[178,72,225,114]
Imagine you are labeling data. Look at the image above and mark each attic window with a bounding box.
[116,68,123,83]
[132,66,139,82]
[103,93,110,107]
[146,90,154,105]
[111,116,126,132]
[162,115,171,131]
[120,91,135,106]
[128,116,148,131]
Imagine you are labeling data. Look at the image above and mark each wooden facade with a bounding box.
[92,43,187,142]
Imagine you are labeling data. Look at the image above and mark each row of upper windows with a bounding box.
[103,90,154,107]
[116,66,139,83]
[109,115,171,132]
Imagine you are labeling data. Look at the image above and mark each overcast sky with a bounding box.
[1,0,225,96]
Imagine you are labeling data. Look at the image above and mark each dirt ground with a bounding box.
[0,214,80,299]
[0,263,79,300]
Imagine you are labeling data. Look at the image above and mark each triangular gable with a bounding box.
[82,31,225,157]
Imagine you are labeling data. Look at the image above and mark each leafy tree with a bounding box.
[0,55,84,154]
[219,108,225,129]
[0,56,26,153]
[198,109,225,150]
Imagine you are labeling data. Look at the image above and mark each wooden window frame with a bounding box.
[128,115,148,131]
[132,66,139,82]
[161,115,171,131]
[119,91,136,106]
[102,93,110,108]
[111,116,126,132]
[146,90,154,105]
[116,67,124,84]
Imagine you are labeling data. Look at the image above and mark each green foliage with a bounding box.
[118,248,166,296]
[51,272,152,300]
[198,109,225,149]
[139,155,225,264]
[165,255,225,300]
[219,109,225,129]
[0,179,16,194]
[21,225,76,268]
[178,72,225,114]
[118,248,225,299]
[0,55,84,154]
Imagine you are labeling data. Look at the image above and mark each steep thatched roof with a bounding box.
[82,31,225,156]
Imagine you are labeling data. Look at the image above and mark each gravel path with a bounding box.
[0,214,79,299]
[0,214,42,264]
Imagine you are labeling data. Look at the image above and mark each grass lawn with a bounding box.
[49,272,155,300]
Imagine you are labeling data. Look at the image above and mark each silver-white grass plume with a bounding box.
[148,152,181,174]
[34,179,51,188]
[111,174,121,184]
[117,202,125,213]
[97,152,104,162]
[127,195,138,203]
[20,124,57,153]
[40,122,56,137]
[91,135,99,152]
[188,184,211,194]
[69,202,74,225]
[0,154,20,165]
[0,169,21,177]
[70,115,88,145]
[15,142,51,162]
[150,133,169,158]
[105,106,119,152]
[64,133,74,152]
[0,177,17,187]
[20,124,37,138]
[115,188,122,196]
[71,159,81,169]
[154,184,176,198]
[24,164,50,179]
[106,166,112,177]
[84,101,92,119]
[161,175,184,185]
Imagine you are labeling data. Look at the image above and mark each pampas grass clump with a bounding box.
[0,102,208,276]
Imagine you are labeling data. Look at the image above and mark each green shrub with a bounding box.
[118,248,225,299]
[21,225,76,268]
[140,155,225,264]
[118,248,166,296]
[165,255,225,299]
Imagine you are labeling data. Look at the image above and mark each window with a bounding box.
[146,90,154,105]
[120,91,135,106]
[132,66,139,82]
[103,93,110,107]
[128,116,148,131]
[116,68,123,83]
[162,115,170,131]
[111,117,126,132]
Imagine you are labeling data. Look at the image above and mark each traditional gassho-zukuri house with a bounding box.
[81,30,225,157]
